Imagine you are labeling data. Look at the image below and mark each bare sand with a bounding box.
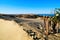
[0,19,33,40]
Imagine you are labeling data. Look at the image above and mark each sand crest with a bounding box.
[0,19,32,40]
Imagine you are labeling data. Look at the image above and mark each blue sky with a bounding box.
[0,0,60,14]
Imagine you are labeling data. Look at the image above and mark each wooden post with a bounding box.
[45,16,49,40]
[42,16,45,40]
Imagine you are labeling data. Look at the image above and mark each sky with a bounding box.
[0,0,60,14]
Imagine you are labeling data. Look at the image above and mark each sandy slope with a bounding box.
[0,19,33,40]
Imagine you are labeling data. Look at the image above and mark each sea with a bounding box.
[37,14,55,17]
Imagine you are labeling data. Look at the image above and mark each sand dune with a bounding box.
[0,19,33,40]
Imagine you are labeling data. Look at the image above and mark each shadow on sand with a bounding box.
[58,29,60,33]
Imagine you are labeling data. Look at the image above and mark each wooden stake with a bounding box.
[45,16,49,40]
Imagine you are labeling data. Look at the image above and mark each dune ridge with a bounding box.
[0,19,33,40]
